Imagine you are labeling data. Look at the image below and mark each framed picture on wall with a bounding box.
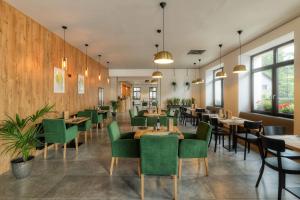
[53,67,65,93]
[78,74,85,94]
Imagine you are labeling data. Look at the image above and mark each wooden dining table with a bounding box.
[143,112,166,117]
[267,135,300,152]
[134,126,184,139]
[65,117,89,125]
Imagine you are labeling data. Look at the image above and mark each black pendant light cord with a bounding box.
[219,44,222,67]
[155,44,159,70]
[238,30,242,64]
[85,44,88,70]
[62,26,67,59]
[162,6,165,51]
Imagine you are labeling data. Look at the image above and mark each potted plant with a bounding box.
[0,104,53,179]
[185,81,190,90]
[110,100,119,118]
[171,81,177,91]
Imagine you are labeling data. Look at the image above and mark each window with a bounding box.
[251,41,294,117]
[149,87,157,100]
[213,68,224,107]
[133,87,141,100]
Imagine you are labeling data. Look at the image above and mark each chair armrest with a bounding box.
[112,139,140,157]
[65,125,78,142]
[179,139,208,158]
[120,132,135,139]
[182,133,197,139]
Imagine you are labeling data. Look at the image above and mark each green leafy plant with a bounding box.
[110,100,119,112]
[174,98,180,105]
[0,104,54,162]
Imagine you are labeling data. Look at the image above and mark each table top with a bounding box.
[65,117,89,125]
[267,135,300,152]
[219,117,248,126]
[134,126,184,139]
[98,110,108,114]
[144,112,167,117]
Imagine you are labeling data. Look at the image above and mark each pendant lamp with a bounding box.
[98,55,102,81]
[61,26,68,70]
[154,2,173,64]
[215,44,227,78]
[151,79,158,84]
[84,44,88,77]
[192,63,198,84]
[106,61,110,83]
[152,44,163,78]
[233,30,247,73]
[196,59,204,84]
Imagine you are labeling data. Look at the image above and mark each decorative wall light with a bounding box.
[215,44,227,78]
[84,44,89,77]
[106,61,110,84]
[61,26,68,70]
[154,2,173,64]
[152,44,163,78]
[233,30,247,73]
[98,54,102,81]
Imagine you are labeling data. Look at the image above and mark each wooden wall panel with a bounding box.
[0,1,110,174]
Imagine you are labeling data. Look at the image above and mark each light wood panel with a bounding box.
[0,1,110,174]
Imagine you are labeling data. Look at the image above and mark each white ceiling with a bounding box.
[6,0,300,69]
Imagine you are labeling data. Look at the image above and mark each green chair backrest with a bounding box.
[77,111,92,119]
[107,121,121,142]
[146,117,157,127]
[42,119,66,138]
[85,109,98,123]
[159,116,168,127]
[140,135,178,176]
[196,121,212,141]
[129,109,134,119]
[100,105,110,110]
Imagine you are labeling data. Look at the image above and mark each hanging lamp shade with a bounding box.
[154,2,173,65]
[150,79,158,84]
[233,64,247,73]
[233,30,247,74]
[196,78,204,84]
[154,51,173,64]
[61,26,68,70]
[192,79,197,84]
[152,70,163,78]
[216,71,227,78]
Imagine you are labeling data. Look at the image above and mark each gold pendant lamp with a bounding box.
[154,2,173,64]
[61,26,68,70]
[152,44,163,78]
[233,30,247,73]
[98,55,102,81]
[84,44,88,77]
[215,44,227,78]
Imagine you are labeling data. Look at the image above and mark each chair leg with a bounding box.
[204,158,208,176]
[173,175,178,200]
[75,136,78,153]
[110,157,115,176]
[244,141,247,160]
[85,131,87,143]
[255,163,265,187]
[248,142,251,153]
[44,143,48,159]
[96,124,99,134]
[138,159,141,177]
[55,144,58,151]
[178,159,182,179]
[90,128,93,140]
[198,158,201,174]
[208,133,213,147]
[222,135,225,147]
[141,174,144,200]
[63,143,67,159]
[115,158,118,166]
[278,172,284,200]
[228,135,231,151]
[214,135,218,152]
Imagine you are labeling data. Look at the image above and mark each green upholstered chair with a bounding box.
[85,109,103,133]
[42,119,79,159]
[129,110,146,130]
[178,121,212,178]
[107,121,140,175]
[140,135,179,200]
[146,116,167,127]
[77,111,93,143]
[100,105,110,119]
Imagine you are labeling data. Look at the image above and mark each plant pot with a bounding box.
[11,156,34,179]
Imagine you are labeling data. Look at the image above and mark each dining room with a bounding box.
[1,0,300,200]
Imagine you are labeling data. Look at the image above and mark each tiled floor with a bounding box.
[0,113,299,200]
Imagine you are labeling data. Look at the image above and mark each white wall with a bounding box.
[109,68,201,108]
[198,16,300,134]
